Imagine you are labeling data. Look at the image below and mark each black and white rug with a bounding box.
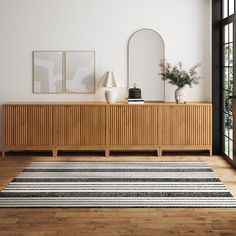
[0,161,236,208]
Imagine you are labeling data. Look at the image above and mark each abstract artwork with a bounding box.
[66,51,95,93]
[33,51,95,94]
[33,51,63,93]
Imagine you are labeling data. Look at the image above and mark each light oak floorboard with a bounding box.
[0,155,235,236]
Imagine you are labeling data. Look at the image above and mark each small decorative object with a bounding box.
[98,71,123,104]
[160,61,201,103]
[128,84,144,104]
[129,83,142,99]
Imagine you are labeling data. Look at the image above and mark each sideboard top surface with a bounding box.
[3,102,212,106]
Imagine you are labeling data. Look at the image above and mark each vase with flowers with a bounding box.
[159,61,201,103]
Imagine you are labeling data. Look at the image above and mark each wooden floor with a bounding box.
[0,154,236,236]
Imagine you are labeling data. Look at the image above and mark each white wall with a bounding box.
[0,0,211,145]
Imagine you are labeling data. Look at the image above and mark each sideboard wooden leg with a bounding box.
[53,149,57,157]
[209,148,212,156]
[159,148,163,157]
[105,149,110,157]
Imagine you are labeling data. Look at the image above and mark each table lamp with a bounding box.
[98,71,122,104]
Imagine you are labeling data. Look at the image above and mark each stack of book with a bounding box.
[128,98,144,104]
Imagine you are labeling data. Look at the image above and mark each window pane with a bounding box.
[224,67,229,90]
[229,43,233,66]
[229,120,233,140]
[223,0,228,18]
[224,136,229,156]
[225,25,229,43]
[229,67,233,90]
[224,113,229,137]
[229,140,233,159]
[224,45,229,66]
[229,95,233,115]
[229,0,234,15]
[229,23,233,42]
[224,90,229,112]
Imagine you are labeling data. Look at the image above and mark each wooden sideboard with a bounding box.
[2,102,212,157]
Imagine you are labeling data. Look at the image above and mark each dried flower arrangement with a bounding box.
[159,61,201,88]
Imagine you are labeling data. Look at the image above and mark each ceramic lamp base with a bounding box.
[105,89,117,104]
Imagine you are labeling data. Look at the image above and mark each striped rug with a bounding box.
[0,161,236,208]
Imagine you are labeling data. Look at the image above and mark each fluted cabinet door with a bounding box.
[185,105,212,146]
[80,106,106,146]
[108,105,158,146]
[54,106,81,146]
[108,106,133,146]
[162,106,186,145]
[4,105,53,147]
[4,105,28,146]
[161,105,212,147]
[27,105,53,146]
[132,106,158,146]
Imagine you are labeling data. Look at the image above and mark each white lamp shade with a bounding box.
[98,71,123,88]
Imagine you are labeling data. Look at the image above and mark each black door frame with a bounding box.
[212,0,222,155]
[213,0,236,167]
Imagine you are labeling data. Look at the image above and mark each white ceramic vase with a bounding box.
[105,88,117,104]
[175,86,187,104]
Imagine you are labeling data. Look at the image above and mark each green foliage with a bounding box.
[224,44,234,129]
[159,61,201,88]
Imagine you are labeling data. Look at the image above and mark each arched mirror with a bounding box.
[128,29,165,101]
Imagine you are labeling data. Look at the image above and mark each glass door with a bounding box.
[221,0,236,163]
[222,20,234,160]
